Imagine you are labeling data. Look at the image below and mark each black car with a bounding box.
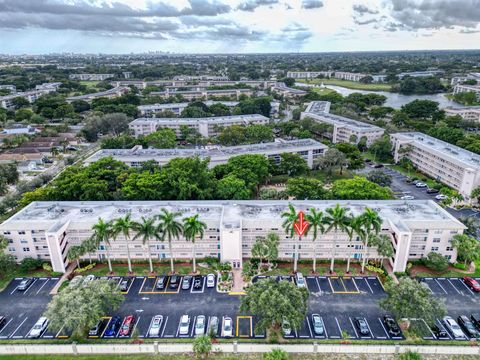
[156,276,167,290]
[169,275,180,289]
[471,314,480,330]
[18,278,34,291]
[383,315,401,336]
[104,316,122,337]
[193,276,202,289]
[431,325,448,338]
[373,164,384,168]
[353,317,369,336]
[426,188,440,194]
[88,320,103,337]
[0,316,6,330]
[119,278,132,292]
[458,315,478,338]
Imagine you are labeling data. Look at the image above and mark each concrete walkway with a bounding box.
[230,269,245,293]
[50,262,77,295]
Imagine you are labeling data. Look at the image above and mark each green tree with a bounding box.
[281,204,300,272]
[366,169,392,187]
[424,252,449,272]
[451,234,480,266]
[144,128,177,148]
[345,215,364,273]
[193,335,212,359]
[132,217,161,274]
[398,351,423,360]
[44,280,124,337]
[252,232,279,271]
[380,277,446,328]
[359,208,382,273]
[316,148,348,175]
[372,234,394,267]
[285,177,327,200]
[67,245,84,268]
[112,214,135,273]
[91,218,113,273]
[331,176,393,200]
[183,214,207,274]
[216,175,251,199]
[305,208,326,273]
[324,204,349,273]
[157,208,183,274]
[276,153,309,176]
[240,279,308,335]
[335,143,364,170]
[369,136,393,162]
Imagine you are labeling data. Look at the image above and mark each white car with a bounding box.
[282,319,292,336]
[400,195,414,200]
[195,315,206,336]
[206,274,216,288]
[69,275,83,288]
[443,316,465,339]
[148,315,163,337]
[29,317,49,338]
[296,273,306,288]
[436,194,449,200]
[179,315,190,335]
[83,275,95,287]
[223,317,233,338]
[416,182,427,188]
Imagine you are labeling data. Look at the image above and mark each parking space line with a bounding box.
[35,279,49,295]
[334,317,342,337]
[447,279,461,295]
[434,279,448,294]
[339,278,348,292]
[236,316,252,338]
[377,318,389,339]
[160,316,168,338]
[0,319,13,337]
[357,277,373,294]
[456,278,475,295]
[190,316,197,337]
[306,317,313,338]
[435,319,452,340]
[121,278,135,295]
[349,317,359,338]
[132,316,140,337]
[99,317,112,338]
[138,277,147,294]
[23,279,38,295]
[327,277,334,293]
[9,317,28,339]
[364,318,374,339]
[10,285,19,295]
[315,278,322,295]
[351,277,360,293]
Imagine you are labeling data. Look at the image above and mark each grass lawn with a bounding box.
[311,169,353,183]
[79,262,211,277]
[79,80,100,88]
[412,258,480,278]
[309,87,337,96]
[298,79,392,92]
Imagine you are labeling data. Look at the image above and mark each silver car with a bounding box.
[29,317,49,338]
[443,316,465,339]
[207,316,219,337]
[149,315,163,337]
[179,315,190,336]
[195,315,206,336]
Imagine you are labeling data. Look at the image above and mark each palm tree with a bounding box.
[281,204,299,272]
[372,234,394,268]
[112,213,135,273]
[91,218,114,274]
[183,214,207,274]
[157,209,183,274]
[305,208,326,274]
[132,217,161,274]
[67,245,84,268]
[324,204,349,274]
[359,207,382,273]
[344,216,364,274]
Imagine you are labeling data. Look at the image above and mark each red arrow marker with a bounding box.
[293,210,310,237]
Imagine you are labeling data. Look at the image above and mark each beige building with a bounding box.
[334,72,367,82]
[150,89,253,101]
[0,83,60,110]
[66,86,130,102]
[444,107,480,123]
[301,101,384,146]
[69,74,114,81]
[270,82,307,98]
[453,84,480,100]
[391,132,480,199]
[0,200,464,273]
[84,139,327,169]
[138,101,239,117]
[129,114,269,138]
[286,71,333,79]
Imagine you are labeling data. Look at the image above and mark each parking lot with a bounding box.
[0,274,478,341]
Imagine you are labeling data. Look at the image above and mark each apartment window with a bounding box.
[446,247,453,251]
[18,231,26,235]
[433,238,441,243]
[3,231,10,235]
[20,240,28,244]
[8,247,15,252]
[445,255,452,260]
[450,230,458,234]
[431,247,439,252]
[8,239,13,244]
[22,247,30,252]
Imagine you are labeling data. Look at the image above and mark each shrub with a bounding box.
[453,263,467,270]
[19,257,43,272]
[397,351,422,360]
[74,263,97,274]
[193,335,212,359]
[264,349,289,360]
[42,263,53,272]
[424,252,449,272]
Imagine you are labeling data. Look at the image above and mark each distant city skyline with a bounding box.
[0,0,479,54]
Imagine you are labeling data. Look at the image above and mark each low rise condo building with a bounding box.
[444,107,480,123]
[66,86,130,102]
[69,74,114,81]
[286,71,333,79]
[453,84,480,100]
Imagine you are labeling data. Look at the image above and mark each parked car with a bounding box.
[400,195,415,200]
[28,317,49,338]
[223,317,233,338]
[193,276,202,289]
[207,316,219,337]
[431,324,448,338]
[383,315,401,337]
[415,182,427,188]
[206,274,216,288]
[458,315,478,338]
[411,180,419,185]
[104,316,122,337]
[282,319,292,336]
[426,188,440,194]
[182,276,192,290]
[169,275,180,289]
[195,315,206,336]
[312,314,324,335]
[179,315,190,335]
[119,278,132,292]
[83,274,95,287]
[119,315,135,337]
[149,315,163,337]
[156,276,167,290]
[443,316,465,339]
[296,272,306,288]
[88,320,103,337]
[471,314,480,330]
[405,178,413,183]
[463,277,480,292]
[18,278,34,291]
[0,316,7,331]
[373,164,384,168]
[69,275,84,288]
[436,194,449,200]
[354,317,370,336]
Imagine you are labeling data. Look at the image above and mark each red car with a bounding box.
[119,315,136,336]
[464,277,480,292]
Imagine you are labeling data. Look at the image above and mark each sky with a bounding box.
[0,0,479,54]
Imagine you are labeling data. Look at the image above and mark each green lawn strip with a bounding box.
[310,169,353,183]
[79,263,210,277]
[297,79,392,92]
[309,87,337,96]
[79,80,101,88]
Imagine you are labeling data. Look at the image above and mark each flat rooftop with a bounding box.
[67,87,127,100]
[138,101,239,111]
[304,101,331,115]
[303,107,383,132]
[2,200,463,231]
[129,114,269,125]
[393,132,480,169]
[85,139,326,163]
[151,88,252,95]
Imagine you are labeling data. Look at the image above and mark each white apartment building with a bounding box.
[444,107,480,123]
[0,85,16,93]
[0,83,60,110]
[172,75,229,81]
[0,200,464,273]
[286,71,333,79]
[451,73,480,86]
[397,70,443,79]
[271,82,307,98]
[111,80,274,90]
[129,114,270,138]
[69,74,114,81]
[150,89,253,101]
[301,101,385,146]
[453,84,480,100]
[334,72,367,82]
[391,132,480,199]
[84,139,327,169]
[138,101,239,117]
[66,86,130,102]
